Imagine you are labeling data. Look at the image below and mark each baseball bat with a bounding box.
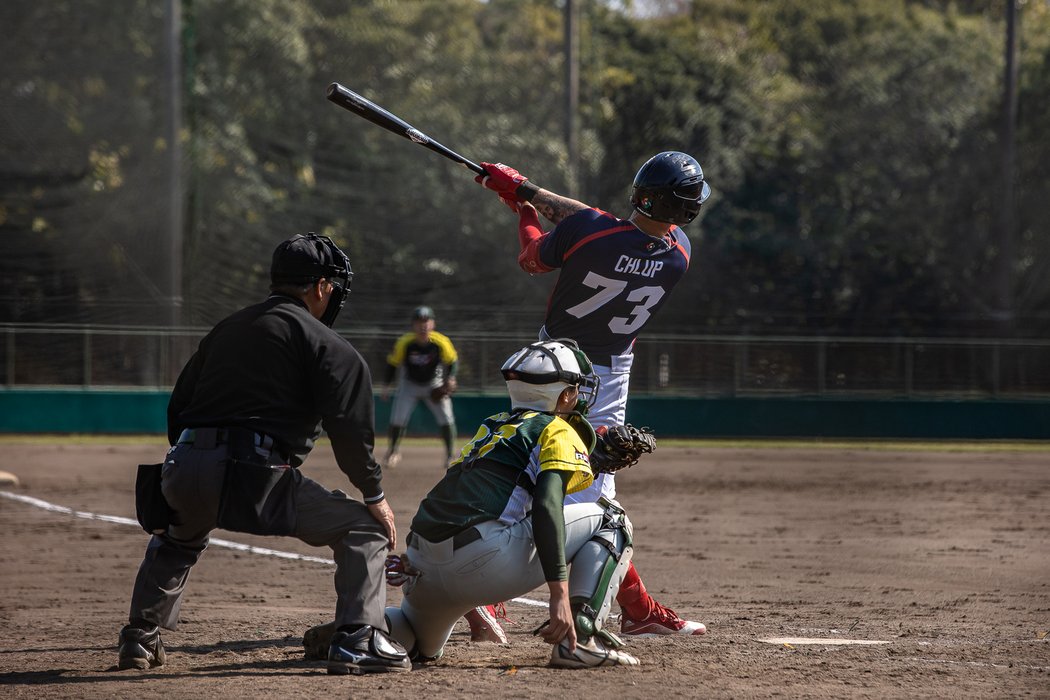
[326,82,486,176]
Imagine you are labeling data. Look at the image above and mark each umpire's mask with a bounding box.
[270,233,354,327]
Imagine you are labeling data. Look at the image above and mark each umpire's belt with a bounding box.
[406,527,482,551]
[177,427,290,462]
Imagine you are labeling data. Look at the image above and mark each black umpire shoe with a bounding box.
[327,625,411,675]
[117,624,165,670]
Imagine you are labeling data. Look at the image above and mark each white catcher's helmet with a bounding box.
[500,339,600,413]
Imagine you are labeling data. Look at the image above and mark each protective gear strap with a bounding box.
[566,413,597,454]
[570,499,634,642]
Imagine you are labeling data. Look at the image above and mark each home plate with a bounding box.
[759,637,890,646]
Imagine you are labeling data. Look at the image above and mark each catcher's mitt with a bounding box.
[430,376,457,402]
[589,424,656,475]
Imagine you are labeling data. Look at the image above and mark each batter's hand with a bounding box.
[368,499,397,550]
[542,581,576,651]
[475,162,528,197]
[498,192,522,213]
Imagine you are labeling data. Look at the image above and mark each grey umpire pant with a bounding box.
[128,442,390,632]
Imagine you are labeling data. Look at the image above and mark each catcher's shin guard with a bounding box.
[568,500,634,645]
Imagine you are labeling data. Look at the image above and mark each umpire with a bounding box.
[118,233,411,675]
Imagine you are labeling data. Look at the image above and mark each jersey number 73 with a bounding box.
[564,272,666,335]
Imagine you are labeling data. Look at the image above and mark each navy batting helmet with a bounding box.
[630,151,711,225]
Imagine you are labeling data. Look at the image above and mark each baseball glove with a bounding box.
[430,376,457,402]
[589,424,656,475]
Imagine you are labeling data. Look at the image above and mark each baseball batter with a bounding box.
[384,339,639,668]
[382,306,458,468]
[475,152,711,637]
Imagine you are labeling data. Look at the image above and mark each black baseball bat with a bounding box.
[326,82,485,176]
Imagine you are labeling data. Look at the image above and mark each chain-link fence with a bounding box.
[4,323,1048,399]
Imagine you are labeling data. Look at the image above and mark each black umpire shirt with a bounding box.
[167,293,384,503]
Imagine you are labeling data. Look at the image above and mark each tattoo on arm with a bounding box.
[532,189,589,225]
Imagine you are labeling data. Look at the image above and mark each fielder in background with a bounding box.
[382,306,458,468]
[119,234,410,676]
[384,339,639,668]
[475,151,711,638]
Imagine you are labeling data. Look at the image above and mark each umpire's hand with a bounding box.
[368,500,398,550]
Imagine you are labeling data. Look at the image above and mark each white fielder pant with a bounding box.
[388,503,612,659]
[389,375,455,428]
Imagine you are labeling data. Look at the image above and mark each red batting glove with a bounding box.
[497,192,522,213]
[475,162,529,196]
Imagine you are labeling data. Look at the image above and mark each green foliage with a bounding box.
[2,0,1048,338]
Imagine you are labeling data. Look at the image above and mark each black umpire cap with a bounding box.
[270,234,354,327]
[271,233,352,285]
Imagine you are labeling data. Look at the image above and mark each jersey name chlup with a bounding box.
[614,255,664,278]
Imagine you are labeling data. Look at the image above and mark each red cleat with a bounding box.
[464,605,508,643]
[620,601,707,637]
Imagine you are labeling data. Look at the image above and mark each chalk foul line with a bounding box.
[0,490,547,608]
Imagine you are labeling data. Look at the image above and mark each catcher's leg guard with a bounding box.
[568,498,634,647]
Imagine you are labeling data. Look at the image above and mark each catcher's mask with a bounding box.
[630,151,711,226]
[500,339,599,414]
[270,233,353,327]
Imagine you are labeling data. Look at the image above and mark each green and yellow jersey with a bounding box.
[410,409,595,542]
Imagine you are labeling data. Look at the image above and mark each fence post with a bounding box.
[734,341,746,396]
[4,328,14,385]
[992,342,1001,397]
[82,330,92,386]
[904,341,914,397]
[817,340,827,395]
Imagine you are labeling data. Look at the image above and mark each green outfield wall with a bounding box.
[1,388,1047,440]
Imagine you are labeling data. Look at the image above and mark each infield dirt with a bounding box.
[1,439,1047,698]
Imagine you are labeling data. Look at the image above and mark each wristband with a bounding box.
[515,181,540,202]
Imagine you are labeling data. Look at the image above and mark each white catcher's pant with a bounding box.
[564,353,634,504]
[387,502,626,659]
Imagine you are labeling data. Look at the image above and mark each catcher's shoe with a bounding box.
[549,636,640,669]
[465,605,508,643]
[621,601,707,637]
[117,624,165,670]
[327,626,411,675]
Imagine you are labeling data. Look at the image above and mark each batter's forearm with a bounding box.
[530,189,589,225]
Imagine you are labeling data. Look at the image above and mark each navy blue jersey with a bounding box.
[538,208,691,361]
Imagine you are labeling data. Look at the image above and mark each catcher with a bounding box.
[382,306,459,469]
[388,340,638,667]
[308,338,654,668]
